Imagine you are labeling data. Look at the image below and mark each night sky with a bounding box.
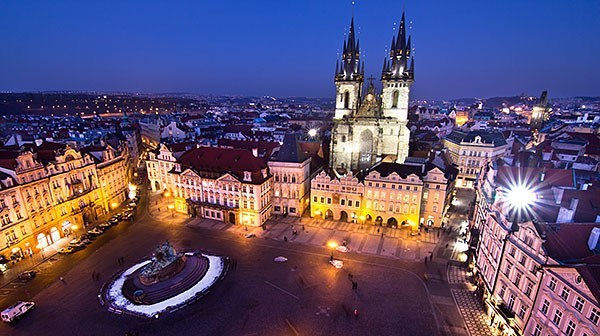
[1,0,599,100]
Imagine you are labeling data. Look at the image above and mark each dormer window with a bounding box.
[244,171,251,182]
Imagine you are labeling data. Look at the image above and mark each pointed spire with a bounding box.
[390,36,396,56]
[397,11,406,53]
[381,57,388,76]
[336,59,340,75]
[406,35,412,58]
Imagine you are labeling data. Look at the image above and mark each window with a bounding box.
[549,277,557,291]
[525,282,533,296]
[574,297,584,312]
[508,294,516,310]
[327,198,331,204]
[560,287,570,301]
[565,320,576,336]
[532,324,542,336]
[518,305,527,319]
[355,201,359,207]
[541,299,549,315]
[320,197,324,203]
[514,272,522,287]
[552,309,562,326]
[590,307,599,325]
[314,196,318,203]
[341,199,345,206]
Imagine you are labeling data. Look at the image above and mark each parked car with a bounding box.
[274,256,288,262]
[68,242,86,250]
[81,238,92,245]
[87,228,103,236]
[69,238,82,245]
[336,245,350,253]
[99,222,112,229]
[1,301,35,322]
[245,233,256,238]
[108,218,119,225]
[329,259,344,269]
[80,233,95,240]
[17,271,36,280]
[57,247,74,254]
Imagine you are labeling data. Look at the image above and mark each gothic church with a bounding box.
[330,13,414,173]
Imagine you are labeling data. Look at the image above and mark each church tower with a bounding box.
[530,90,550,131]
[330,12,414,173]
[334,18,364,120]
[381,12,414,121]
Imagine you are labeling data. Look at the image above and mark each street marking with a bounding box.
[285,318,300,336]
[265,280,299,300]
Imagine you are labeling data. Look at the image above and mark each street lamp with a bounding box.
[71,225,79,238]
[327,241,338,261]
[168,204,175,218]
[308,129,317,137]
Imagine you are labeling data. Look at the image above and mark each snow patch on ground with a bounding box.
[105,255,224,318]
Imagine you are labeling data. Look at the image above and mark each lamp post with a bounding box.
[327,241,338,261]
[168,204,175,218]
[71,225,79,239]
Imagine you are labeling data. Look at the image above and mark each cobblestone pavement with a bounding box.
[452,288,494,336]
[448,267,494,336]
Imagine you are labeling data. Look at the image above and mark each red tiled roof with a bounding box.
[542,223,600,262]
[178,146,269,184]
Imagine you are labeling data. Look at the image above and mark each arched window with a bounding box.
[392,90,399,108]
[341,135,346,142]
[344,91,350,109]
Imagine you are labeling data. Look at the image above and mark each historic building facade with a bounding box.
[268,134,313,217]
[443,130,510,188]
[0,142,130,268]
[310,162,453,229]
[330,13,414,173]
[156,146,273,227]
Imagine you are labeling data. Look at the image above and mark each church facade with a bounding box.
[330,13,414,173]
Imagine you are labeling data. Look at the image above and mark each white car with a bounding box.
[1,301,35,322]
[274,256,288,263]
[244,233,256,238]
[329,259,344,269]
[336,245,350,253]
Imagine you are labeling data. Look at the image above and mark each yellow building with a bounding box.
[0,142,130,270]
[311,162,454,229]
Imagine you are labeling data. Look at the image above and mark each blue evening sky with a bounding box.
[1,0,599,99]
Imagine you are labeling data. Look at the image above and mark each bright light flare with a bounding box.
[505,184,536,211]
[327,241,338,249]
[308,129,317,137]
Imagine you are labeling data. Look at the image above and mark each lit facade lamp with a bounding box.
[504,183,536,232]
[308,129,317,138]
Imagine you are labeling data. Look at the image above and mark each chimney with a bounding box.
[588,227,600,252]
[252,148,258,157]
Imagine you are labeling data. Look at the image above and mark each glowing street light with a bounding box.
[308,129,317,137]
[327,241,338,261]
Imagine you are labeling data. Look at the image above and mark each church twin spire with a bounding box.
[335,18,364,82]
[382,12,415,81]
[335,12,414,84]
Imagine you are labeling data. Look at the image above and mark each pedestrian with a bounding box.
[381,233,384,238]
[377,228,380,234]
[302,225,305,231]
[284,236,288,242]
[59,276,65,283]
[429,254,433,262]
[424,257,428,264]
